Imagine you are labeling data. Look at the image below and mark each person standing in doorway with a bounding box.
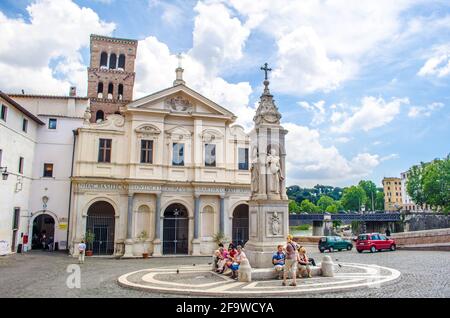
[282,234,298,286]
[78,240,86,264]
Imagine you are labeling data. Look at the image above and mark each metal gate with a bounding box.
[232,205,249,247]
[163,204,189,255]
[86,215,115,255]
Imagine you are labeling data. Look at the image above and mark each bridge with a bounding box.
[289,213,402,236]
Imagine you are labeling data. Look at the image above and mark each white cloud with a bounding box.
[331,96,409,133]
[227,0,418,95]
[272,27,351,94]
[148,0,184,27]
[0,0,115,95]
[408,102,444,118]
[418,44,450,78]
[134,36,255,129]
[284,122,381,186]
[380,153,399,161]
[189,1,250,73]
[298,99,327,126]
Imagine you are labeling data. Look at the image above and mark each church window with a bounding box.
[48,118,57,130]
[108,83,114,99]
[205,144,216,167]
[97,82,104,98]
[109,53,117,69]
[98,138,112,163]
[100,52,108,68]
[118,84,123,100]
[118,54,126,70]
[95,110,104,122]
[140,140,153,164]
[172,143,184,166]
[1,104,7,121]
[238,147,249,170]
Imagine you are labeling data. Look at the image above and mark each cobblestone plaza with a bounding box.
[1,249,448,298]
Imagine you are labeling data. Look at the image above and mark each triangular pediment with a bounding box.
[126,85,236,119]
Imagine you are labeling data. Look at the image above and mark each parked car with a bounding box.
[356,233,396,253]
[318,236,353,253]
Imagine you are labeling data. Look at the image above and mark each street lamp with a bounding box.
[0,167,8,180]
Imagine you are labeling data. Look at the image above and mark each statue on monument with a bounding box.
[267,148,284,195]
[250,147,260,194]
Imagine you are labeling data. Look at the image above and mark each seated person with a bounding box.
[213,243,224,270]
[216,247,229,273]
[272,245,285,279]
[297,246,312,278]
[230,245,247,279]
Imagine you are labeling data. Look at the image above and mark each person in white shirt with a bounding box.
[78,241,86,264]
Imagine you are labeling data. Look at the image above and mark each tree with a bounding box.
[341,186,367,211]
[358,180,377,211]
[422,157,450,213]
[375,191,385,210]
[289,200,301,214]
[325,204,339,213]
[299,199,319,213]
[317,195,335,212]
[406,163,427,207]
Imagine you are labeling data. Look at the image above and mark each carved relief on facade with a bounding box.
[135,124,161,138]
[200,128,223,142]
[164,95,193,113]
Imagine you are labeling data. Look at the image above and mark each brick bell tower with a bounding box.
[87,34,138,122]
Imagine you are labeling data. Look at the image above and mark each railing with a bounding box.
[289,213,401,225]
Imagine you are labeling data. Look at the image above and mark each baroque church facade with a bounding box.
[69,35,251,257]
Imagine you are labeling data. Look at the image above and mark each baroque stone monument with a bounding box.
[245,63,290,268]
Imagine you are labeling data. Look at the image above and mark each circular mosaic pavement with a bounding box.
[118,263,401,296]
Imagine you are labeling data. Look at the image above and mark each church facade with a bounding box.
[69,68,251,257]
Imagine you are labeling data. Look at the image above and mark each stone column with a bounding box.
[122,193,135,258]
[192,194,201,255]
[152,193,162,256]
[219,195,225,234]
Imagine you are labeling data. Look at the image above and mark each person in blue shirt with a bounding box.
[272,245,285,279]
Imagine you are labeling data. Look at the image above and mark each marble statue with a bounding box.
[250,147,259,194]
[266,149,284,194]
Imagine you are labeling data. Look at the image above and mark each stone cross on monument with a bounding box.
[245,63,290,268]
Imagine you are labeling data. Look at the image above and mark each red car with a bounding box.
[356,233,396,253]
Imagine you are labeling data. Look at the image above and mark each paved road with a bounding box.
[0,249,448,298]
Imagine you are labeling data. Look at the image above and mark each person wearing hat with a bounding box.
[282,234,298,286]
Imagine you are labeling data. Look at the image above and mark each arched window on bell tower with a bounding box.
[118,54,126,70]
[100,52,108,68]
[109,53,117,69]
[97,82,104,98]
[118,84,123,100]
[108,83,114,99]
[96,110,105,122]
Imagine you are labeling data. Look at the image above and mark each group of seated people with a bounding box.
[274,234,316,286]
[213,235,315,286]
[213,243,247,279]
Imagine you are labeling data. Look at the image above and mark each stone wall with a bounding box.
[404,213,449,231]
[391,228,450,249]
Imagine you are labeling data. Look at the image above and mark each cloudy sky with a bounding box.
[1,0,449,187]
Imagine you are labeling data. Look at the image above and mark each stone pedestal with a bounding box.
[320,255,335,277]
[238,259,252,282]
[122,239,134,258]
[152,238,162,256]
[245,200,289,268]
[191,238,201,256]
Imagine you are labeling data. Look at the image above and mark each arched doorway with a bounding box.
[232,204,249,247]
[163,203,189,255]
[86,201,115,255]
[32,214,55,250]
